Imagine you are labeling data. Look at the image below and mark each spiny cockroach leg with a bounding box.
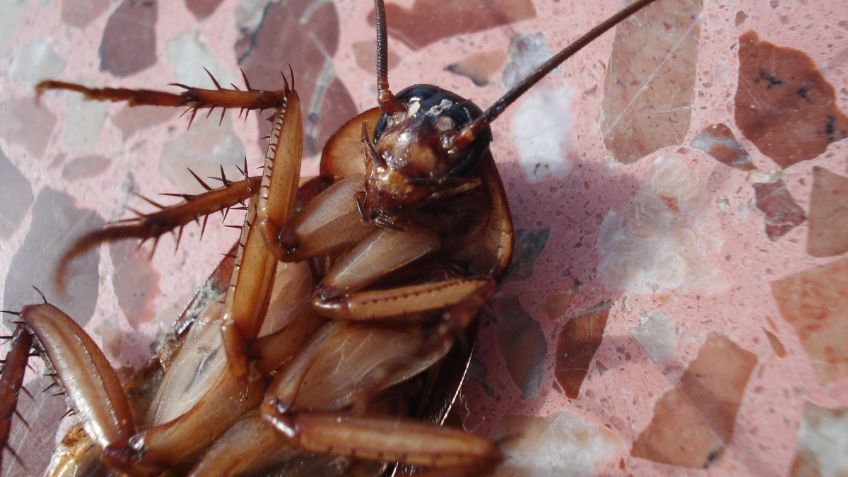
[220,85,303,375]
[36,68,290,128]
[0,325,33,470]
[16,304,141,473]
[55,173,261,290]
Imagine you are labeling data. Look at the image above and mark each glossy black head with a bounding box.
[373,85,491,177]
[362,85,492,224]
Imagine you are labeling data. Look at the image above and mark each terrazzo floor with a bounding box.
[1,0,847,476]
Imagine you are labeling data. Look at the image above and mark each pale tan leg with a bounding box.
[124,362,264,469]
[265,412,501,475]
[12,304,148,474]
[317,225,442,297]
[314,277,493,321]
[343,288,492,413]
[264,285,490,419]
[219,87,303,376]
[263,175,375,262]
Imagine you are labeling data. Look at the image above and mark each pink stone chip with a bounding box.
[352,40,400,75]
[555,306,610,399]
[601,0,702,163]
[691,123,755,171]
[61,0,110,28]
[494,294,547,399]
[543,292,574,321]
[0,147,34,239]
[185,0,224,20]
[61,154,111,182]
[109,241,162,330]
[369,0,536,50]
[236,0,356,157]
[100,0,157,77]
[631,333,757,468]
[735,31,848,168]
[504,228,549,282]
[763,328,787,358]
[0,98,57,159]
[446,50,508,87]
[807,166,848,257]
[111,105,176,140]
[752,180,806,240]
[771,257,848,385]
[3,188,105,326]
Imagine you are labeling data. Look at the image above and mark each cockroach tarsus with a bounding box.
[1,0,660,475]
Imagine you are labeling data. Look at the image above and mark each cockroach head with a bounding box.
[360,0,660,227]
[361,85,492,224]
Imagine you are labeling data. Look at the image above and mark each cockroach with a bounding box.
[1,0,659,475]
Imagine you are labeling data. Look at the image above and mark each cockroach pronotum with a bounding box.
[1,0,659,475]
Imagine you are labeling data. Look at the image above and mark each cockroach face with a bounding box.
[362,85,492,226]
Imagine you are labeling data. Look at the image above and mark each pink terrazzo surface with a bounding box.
[1,1,847,476]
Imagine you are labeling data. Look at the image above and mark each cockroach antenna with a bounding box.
[31,285,48,304]
[449,0,660,148]
[373,0,404,115]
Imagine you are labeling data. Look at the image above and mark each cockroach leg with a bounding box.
[131,258,318,471]
[314,225,442,296]
[251,306,325,375]
[115,354,264,469]
[120,87,304,468]
[258,285,492,472]
[186,411,303,477]
[188,408,387,477]
[270,175,375,262]
[220,86,302,375]
[313,276,493,322]
[344,284,493,413]
[0,324,32,469]
[262,321,441,417]
[36,72,289,126]
[15,304,141,474]
[6,84,313,471]
[56,174,261,290]
[271,412,501,475]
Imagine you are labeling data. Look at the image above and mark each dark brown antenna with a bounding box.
[451,0,659,148]
[374,0,404,114]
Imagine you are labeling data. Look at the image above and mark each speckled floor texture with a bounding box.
[1,0,847,476]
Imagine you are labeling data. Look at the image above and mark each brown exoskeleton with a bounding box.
[1,0,659,475]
